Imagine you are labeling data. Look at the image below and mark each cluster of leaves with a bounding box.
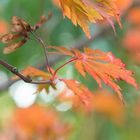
[0,13,52,54]
[49,46,138,102]
[0,105,71,140]
[0,0,139,110]
[57,0,122,38]
[11,45,138,107]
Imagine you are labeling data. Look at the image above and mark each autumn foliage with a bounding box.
[0,1,140,138]
[49,46,138,102]
[0,19,8,35]
[58,0,122,38]
[10,105,71,140]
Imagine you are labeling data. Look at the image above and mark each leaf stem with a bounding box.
[53,57,78,79]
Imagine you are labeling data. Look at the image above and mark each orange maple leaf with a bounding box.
[57,0,122,38]
[61,79,94,111]
[123,29,140,53]
[93,90,124,124]
[116,0,132,13]
[56,79,95,112]
[12,66,51,80]
[12,105,71,140]
[127,7,140,25]
[58,88,124,123]
[0,19,9,35]
[49,46,138,102]
[12,66,53,93]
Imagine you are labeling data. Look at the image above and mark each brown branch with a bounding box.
[0,59,51,85]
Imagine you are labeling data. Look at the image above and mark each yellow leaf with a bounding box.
[58,0,121,38]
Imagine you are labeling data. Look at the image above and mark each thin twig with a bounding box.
[0,59,51,85]
[31,31,52,74]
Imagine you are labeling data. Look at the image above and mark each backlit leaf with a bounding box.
[51,46,138,102]
[12,66,51,80]
[62,79,94,110]
[58,0,122,38]
[12,105,71,139]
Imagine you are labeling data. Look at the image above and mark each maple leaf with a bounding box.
[127,7,140,25]
[0,19,9,35]
[61,79,94,111]
[57,0,122,38]
[56,79,95,112]
[49,46,138,102]
[58,82,124,121]
[0,14,51,54]
[12,66,51,80]
[12,66,54,93]
[58,88,124,122]
[116,0,132,13]
[12,105,71,140]
[93,90,124,124]
[123,29,140,64]
[123,29,140,53]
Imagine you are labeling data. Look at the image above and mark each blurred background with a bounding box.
[0,0,140,139]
